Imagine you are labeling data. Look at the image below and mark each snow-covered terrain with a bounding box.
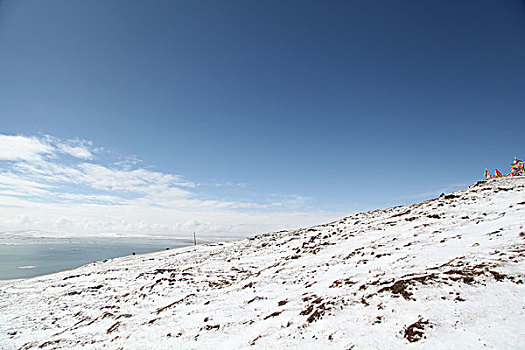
[1,177,524,349]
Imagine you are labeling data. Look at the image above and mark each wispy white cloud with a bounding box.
[57,144,92,159]
[58,193,123,204]
[0,133,94,162]
[213,181,247,188]
[267,194,312,209]
[113,155,141,170]
[78,163,194,192]
[0,135,54,161]
[0,134,340,238]
[0,172,52,196]
[43,135,95,160]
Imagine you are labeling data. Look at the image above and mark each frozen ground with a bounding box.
[0,177,524,349]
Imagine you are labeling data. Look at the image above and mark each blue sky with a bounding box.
[0,1,524,237]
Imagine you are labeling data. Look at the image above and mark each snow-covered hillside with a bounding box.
[1,177,524,349]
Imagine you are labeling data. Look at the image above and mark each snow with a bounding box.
[0,177,524,349]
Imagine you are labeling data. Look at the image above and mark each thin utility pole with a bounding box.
[193,232,197,245]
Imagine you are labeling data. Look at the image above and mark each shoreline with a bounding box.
[0,238,197,282]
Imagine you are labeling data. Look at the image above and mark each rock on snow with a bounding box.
[1,177,524,349]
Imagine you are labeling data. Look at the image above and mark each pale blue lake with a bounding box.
[0,237,189,280]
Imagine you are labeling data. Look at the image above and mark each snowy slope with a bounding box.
[1,177,524,349]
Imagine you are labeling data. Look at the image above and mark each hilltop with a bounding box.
[1,177,524,349]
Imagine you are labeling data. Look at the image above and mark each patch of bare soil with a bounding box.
[404,318,431,342]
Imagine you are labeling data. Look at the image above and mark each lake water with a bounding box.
[0,237,189,280]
